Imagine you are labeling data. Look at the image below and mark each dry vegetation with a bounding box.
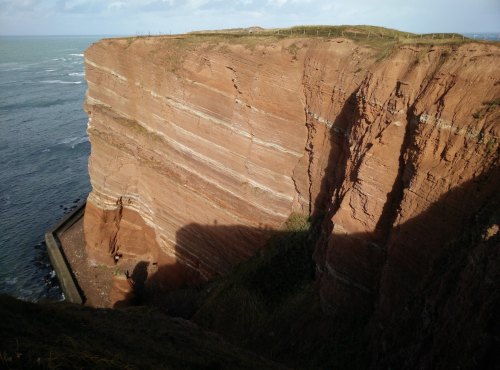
[104,25,497,74]
[111,25,492,54]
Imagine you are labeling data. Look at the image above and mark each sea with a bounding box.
[0,36,104,302]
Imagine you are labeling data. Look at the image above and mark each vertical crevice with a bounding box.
[313,90,359,220]
[374,108,417,245]
[304,113,315,216]
[109,196,123,257]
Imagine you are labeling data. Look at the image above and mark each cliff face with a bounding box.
[83,36,367,287]
[84,35,499,311]
[312,43,500,315]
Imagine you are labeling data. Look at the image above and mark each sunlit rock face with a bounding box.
[84,35,499,311]
[83,36,364,286]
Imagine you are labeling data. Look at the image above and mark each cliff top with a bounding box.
[104,25,498,51]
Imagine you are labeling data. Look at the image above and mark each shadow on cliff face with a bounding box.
[114,218,308,317]
[368,164,500,370]
[111,164,500,370]
[129,261,149,302]
[198,168,499,370]
[112,261,149,308]
[309,90,358,226]
[113,258,204,314]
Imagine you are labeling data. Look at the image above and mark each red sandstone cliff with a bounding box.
[83,33,499,313]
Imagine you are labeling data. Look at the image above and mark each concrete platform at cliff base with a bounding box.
[46,202,119,307]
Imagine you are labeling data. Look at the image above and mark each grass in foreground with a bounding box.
[0,295,283,370]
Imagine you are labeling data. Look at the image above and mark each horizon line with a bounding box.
[1,30,500,38]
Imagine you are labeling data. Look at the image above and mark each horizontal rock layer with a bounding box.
[313,42,500,314]
[83,35,499,310]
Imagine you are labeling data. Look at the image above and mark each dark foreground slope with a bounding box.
[0,294,284,370]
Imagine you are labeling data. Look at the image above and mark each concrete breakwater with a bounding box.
[45,202,86,304]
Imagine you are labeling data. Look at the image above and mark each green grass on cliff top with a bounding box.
[114,24,484,50]
[110,25,489,70]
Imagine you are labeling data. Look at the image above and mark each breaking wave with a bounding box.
[41,80,82,84]
[59,136,89,148]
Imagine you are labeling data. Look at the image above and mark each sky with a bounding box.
[0,0,499,36]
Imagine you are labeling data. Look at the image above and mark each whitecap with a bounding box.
[70,137,89,148]
[69,53,84,57]
[45,69,56,72]
[68,72,85,77]
[19,288,34,297]
[40,80,82,84]
[59,136,89,148]
[0,67,23,72]
[60,136,79,144]
[4,277,18,285]
[0,62,19,67]
[0,62,25,71]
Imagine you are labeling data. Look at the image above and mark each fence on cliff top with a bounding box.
[132,26,500,45]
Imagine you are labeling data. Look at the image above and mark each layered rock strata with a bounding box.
[313,43,500,315]
[83,36,366,288]
[84,35,499,310]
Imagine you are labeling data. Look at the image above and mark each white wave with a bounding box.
[19,288,34,298]
[40,80,82,84]
[0,62,25,71]
[1,67,23,72]
[60,136,79,144]
[4,277,18,285]
[45,69,56,72]
[69,53,84,57]
[68,72,85,76]
[59,136,89,148]
[51,58,67,61]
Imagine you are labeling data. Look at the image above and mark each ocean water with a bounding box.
[0,36,103,301]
